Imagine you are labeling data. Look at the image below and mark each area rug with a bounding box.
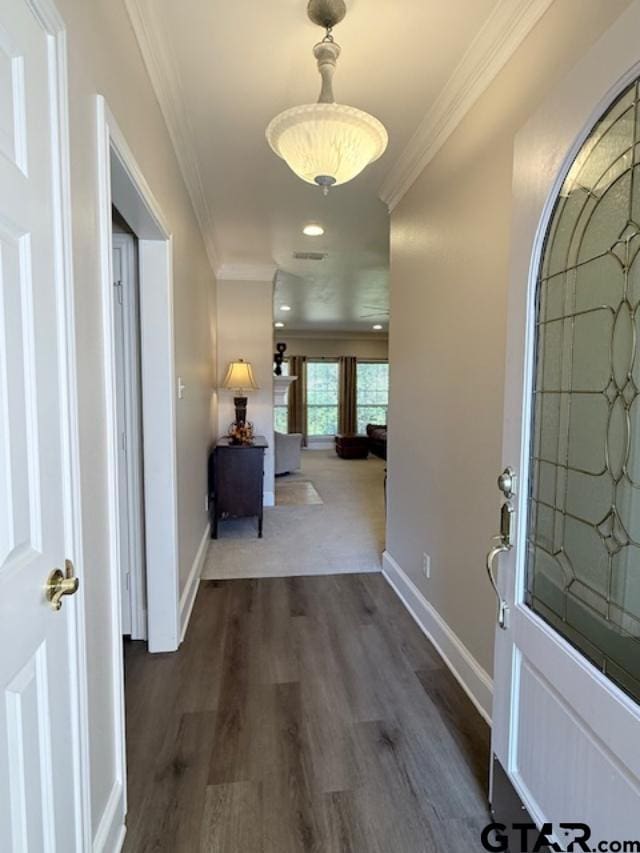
[275,479,323,506]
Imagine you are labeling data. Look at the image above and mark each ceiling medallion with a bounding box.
[266,0,388,195]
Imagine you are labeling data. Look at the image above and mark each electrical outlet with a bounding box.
[422,552,431,579]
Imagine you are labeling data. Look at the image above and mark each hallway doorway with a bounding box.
[95,95,184,840]
[204,451,385,579]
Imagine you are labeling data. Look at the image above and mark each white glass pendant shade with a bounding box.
[266,102,388,188]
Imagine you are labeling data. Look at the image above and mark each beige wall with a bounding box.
[55,0,216,838]
[217,279,275,503]
[386,0,631,681]
[280,335,389,360]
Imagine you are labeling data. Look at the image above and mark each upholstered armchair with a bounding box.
[274,431,303,475]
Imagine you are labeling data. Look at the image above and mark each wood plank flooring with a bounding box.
[123,574,491,852]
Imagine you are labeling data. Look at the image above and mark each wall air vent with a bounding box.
[293,251,327,261]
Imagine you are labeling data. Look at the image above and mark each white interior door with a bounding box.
[112,237,132,635]
[0,0,85,850]
[491,4,640,848]
[111,231,145,640]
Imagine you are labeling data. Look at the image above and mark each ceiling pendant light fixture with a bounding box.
[266,0,388,195]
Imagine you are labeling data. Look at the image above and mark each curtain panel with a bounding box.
[287,355,307,445]
[338,356,357,434]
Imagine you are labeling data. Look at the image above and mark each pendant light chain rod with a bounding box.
[314,37,341,104]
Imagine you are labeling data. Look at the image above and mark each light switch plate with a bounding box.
[422,553,431,579]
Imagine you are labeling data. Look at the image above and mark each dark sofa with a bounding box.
[366,423,387,460]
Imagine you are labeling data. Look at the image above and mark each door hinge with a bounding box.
[121,430,127,453]
[113,279,123,304]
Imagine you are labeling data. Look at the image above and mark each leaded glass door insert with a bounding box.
[528,78,640,703]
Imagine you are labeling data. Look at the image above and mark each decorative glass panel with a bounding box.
[527,79,640,703]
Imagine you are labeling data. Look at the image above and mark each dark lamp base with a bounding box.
[233,396,248,426]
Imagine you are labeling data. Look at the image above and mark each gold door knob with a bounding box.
[46,560,79,611]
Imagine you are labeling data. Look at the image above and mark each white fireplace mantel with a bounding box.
[273,374,297,406]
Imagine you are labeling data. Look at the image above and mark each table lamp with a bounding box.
[222,359,259,426]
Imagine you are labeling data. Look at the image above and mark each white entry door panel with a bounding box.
[0,1,84,850]
[491,3,640,847]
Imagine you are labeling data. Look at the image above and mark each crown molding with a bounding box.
[124,0,220,274]
[379,0,554,211]
[279,329,389,341]
[216,263,277,283]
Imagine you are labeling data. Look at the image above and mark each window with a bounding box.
[274,359,289,432]
[356,361,389,433]
[306,360,339,436]
[274,407,288,433]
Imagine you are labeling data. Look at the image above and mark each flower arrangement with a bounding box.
[228,421,255,445]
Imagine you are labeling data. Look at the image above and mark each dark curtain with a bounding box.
[288,355,307,445]
[339,356,358,434]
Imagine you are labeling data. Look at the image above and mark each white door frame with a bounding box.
[111,231,146,639]
[492,1,640,837]
[96,103,181,822]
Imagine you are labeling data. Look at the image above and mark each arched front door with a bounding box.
[490,3,640,847]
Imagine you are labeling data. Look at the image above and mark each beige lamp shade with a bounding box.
[222,359,259,392]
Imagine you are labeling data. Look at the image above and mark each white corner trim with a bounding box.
[382,550,493,724]
[216,263,278,283]
[92,780,125,853]
[263,490,275,508]
[180,523,211,642]
[379,0,554,210]
[123,0,220,274]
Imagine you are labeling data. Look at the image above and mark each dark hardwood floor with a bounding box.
[123,574,491,852]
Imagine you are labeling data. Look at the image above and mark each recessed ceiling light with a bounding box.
[275,321,285,328]
[372,324,383,331]
[303,224,324,237]
[280,305,292,312]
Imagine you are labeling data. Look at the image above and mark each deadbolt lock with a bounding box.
[498,466,517,499]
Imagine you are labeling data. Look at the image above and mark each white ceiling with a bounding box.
[126,0,546,332]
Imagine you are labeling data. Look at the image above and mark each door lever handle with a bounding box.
[487,539,510,630]
[46,560,79,611]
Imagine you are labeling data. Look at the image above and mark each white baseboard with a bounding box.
[382,550,493,724]
[92,780,125,853]
[179,523,210,643]
[263,490,275,507]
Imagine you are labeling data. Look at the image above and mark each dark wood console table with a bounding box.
[211,436,267,539]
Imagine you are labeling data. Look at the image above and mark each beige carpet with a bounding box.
[202,450,386,579]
